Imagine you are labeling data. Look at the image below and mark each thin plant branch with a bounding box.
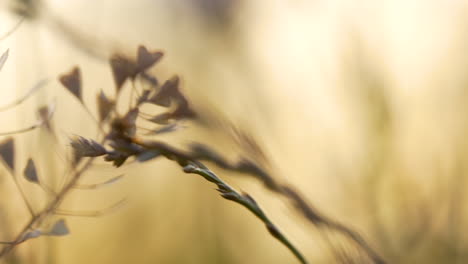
[0,157,96,257]
[54,198,127,217]
[0,79,48,112]
[0,17,24,42]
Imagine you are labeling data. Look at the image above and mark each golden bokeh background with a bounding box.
[1,0,468,263]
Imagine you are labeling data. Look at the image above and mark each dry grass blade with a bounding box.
[183,164,307,264]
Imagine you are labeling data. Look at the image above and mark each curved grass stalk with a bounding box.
[183,163,307,264]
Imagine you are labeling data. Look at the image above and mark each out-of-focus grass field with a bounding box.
[1,0,468,263]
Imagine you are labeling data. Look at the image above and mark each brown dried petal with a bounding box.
[109,54,137,92]
[148,76,180,107]
[137,45,163,72]
[59,66,82,102]
[24,158,39,184]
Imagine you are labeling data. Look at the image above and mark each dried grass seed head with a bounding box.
[70,136,107,162]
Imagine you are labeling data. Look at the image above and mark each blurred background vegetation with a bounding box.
[1,0,468,263]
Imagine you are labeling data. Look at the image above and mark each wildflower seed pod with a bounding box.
[59,66,82,102]
[136,45,163,73]
[23,158,39,184]
[0,138,15,173]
